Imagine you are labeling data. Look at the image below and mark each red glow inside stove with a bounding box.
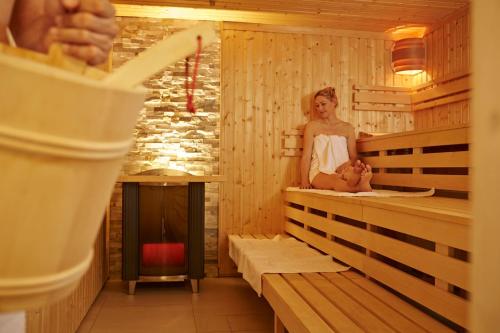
[142,243,185,267]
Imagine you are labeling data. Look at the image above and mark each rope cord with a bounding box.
[185,35,202,113]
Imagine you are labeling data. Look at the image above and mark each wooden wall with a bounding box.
[219,23,414,275]
[413,8,471,129]
[26,222,107,333]
[472,1,500,331]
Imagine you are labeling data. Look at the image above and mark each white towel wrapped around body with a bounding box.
[309,134,350,183]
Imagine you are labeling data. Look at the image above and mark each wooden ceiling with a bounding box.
[113,0,470,32]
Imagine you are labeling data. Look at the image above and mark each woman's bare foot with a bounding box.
[344,160,364,186]
[358,164,373,192]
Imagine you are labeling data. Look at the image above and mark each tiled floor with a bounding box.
[77,278,274,333]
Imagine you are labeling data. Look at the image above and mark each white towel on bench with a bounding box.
[286,187,435,197]
[228,235,348,295]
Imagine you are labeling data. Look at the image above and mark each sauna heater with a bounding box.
[122,182,205,294]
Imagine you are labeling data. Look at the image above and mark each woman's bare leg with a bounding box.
[312,164,373,192]
[312,173,361,192]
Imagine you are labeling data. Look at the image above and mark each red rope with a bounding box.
[185,35,203,113]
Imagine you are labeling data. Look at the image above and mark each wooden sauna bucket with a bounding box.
[0,52,145,311]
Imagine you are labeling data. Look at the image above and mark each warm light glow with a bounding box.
[386,25,427,40]
[396,69,424,75]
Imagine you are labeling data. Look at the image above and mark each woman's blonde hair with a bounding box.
[314,86,337,101]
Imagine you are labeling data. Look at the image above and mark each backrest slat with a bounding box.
[357,125,470,194]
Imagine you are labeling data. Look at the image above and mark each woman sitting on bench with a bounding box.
[300,86,372,192]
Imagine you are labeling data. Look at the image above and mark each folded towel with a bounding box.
[229,235,348,295]
[286,186,435,197]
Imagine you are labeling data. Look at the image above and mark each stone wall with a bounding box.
[108,17,220,279]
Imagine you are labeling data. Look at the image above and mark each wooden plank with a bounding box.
[363,257,469,329]
[274,313,286,333]
[367,230,469,290]
[322,272,429,333]
[349,38,360,128]
[362,151,469,168]
[222,22,387,39]
[339,36,350,124]
[219,28,237,276]
[253,31,265,235]
[263,30,278,234]
[413,91,470,111]
[370,173,469,191]
[282,274,364,333]
[353,104,412,112]
[353,84,411,92]
[302,273,396,333]
[412,71,470,91]
[346,273,455,333]
[118,175,225,183]
[284,129,303,136]
[359,196,471,224]
[435,243,451,291]
[286,206,368,247]
[233,29,245,239]
[242,30,254,234]
[362,205,470,251]
[412,76,470,104]
[262,274,334,333]
[285,191,363,220]
[472,2,500,332]
[285,222,365,271]
[283,136,303,149]
[357,125,469,152]
[282,149,302,157]
[354,91,411,104]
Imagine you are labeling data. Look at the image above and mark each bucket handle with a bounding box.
[103,22,217,89]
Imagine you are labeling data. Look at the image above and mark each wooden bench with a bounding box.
[268,125,471,332]
[236,233,461,333]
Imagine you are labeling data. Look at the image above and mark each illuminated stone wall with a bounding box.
[109,17,220,278]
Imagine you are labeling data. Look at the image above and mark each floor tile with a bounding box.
[226,314,273,332]
[194,313,231,332]
[77,278,274,333]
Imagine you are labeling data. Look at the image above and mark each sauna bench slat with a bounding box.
[358,196,471,225]
[285,191,471,226]
[262,271,454,333]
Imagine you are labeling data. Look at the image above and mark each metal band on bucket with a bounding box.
[0,250,93,296]
[0,124,133,160]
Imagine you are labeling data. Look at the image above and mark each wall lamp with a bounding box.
[388,26,427,75]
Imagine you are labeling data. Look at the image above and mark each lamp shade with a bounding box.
[391,37,425,75]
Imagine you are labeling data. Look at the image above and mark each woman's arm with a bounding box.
[346,124,358,164]
[300,122,315,189]
[0,0,16,43]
